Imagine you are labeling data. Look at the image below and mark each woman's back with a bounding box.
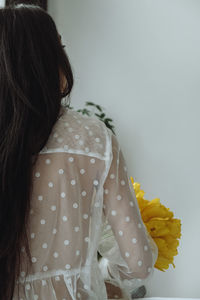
[13,106,157,300]
[0,5,157,299]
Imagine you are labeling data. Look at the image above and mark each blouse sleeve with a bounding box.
[97,132,158,300]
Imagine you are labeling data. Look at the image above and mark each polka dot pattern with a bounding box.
[138,260,143,267]
[58,169,64,174]
[111,210,117,216]
[48,182,53,188]
[32,257,37,263]
[18,109,155,300]
[52,228,57,234]
[51,205,56,211]
[81,191,86,197]
[148,267,152,273]
[102,131,154,285]
[65,264,71,270]
[21,271,25,277]
[55,276,60,281]
[53,252,59,258]
[90,158,95,164]
[73,202,78,208]
[31,233,35,239]
[43,266,48,272]
[125,252,130,257]
[74,226,80,232]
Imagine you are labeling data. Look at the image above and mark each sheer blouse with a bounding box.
[13,105,158,300]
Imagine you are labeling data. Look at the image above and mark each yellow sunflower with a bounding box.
[130,177,181,272]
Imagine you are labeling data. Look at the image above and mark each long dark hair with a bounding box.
[0,4,74,299]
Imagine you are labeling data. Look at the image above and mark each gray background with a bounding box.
[0,0,198,297]
[48,0,200,298]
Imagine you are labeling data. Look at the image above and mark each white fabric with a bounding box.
[13,105,158,300]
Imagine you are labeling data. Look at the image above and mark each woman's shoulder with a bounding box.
[60,106,111,136]
[42,106,113,158]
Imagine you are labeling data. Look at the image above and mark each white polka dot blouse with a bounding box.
[13,106,158,300]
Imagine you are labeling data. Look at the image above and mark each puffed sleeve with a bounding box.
[98,132,158,300]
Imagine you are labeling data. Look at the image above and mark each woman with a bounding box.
[0,4,158,300]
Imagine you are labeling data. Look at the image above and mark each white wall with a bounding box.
[0,0,5,7]
[48,0,200,298]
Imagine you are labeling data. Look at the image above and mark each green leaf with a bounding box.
[104,119,112,125]
[82,109,91,116]
[104,118,113,122]
[86,101,95,106]
[96,105,103,112]
[94,113,102,118]
[76,100,116,135]
[77,108,91,116]
[100,113,105,119]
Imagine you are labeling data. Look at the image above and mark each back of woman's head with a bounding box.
[0,4,74,299]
